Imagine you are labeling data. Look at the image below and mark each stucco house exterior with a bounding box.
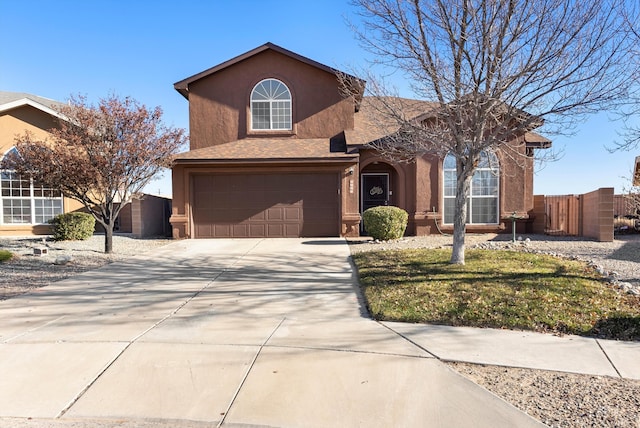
[170,43,550,239]
[0,91,84,235]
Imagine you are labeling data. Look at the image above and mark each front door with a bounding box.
[361,173,390,213]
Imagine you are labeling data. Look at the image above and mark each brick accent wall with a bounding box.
[582,188,614,242]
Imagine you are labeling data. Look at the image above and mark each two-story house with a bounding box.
[170,43,550,239]
[0,92,86,235]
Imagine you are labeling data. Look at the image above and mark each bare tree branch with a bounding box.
[348,0,634,264]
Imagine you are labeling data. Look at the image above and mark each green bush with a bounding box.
[49,212,96,241]
[0,250,13,262]
[363,206,408,240]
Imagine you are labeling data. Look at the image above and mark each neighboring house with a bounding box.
[0,91,84,235]
[170,43,551,239]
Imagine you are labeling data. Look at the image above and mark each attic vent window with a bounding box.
[251,79,291,130]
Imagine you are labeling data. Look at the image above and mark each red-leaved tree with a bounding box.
[4,94,187,253]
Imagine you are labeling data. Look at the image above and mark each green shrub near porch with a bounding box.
[49,212,96,241]
[363,206,408,240]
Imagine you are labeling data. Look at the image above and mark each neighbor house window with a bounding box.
[251,78,292,130]
[443,151,499,224]
[1,149,63,224]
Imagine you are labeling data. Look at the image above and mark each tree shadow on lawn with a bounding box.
[588,316,640,341]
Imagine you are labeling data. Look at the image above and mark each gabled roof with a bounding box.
[174,42,365,102]
[346,96,438,147]
[0,91,67,119]
[346,96,551,149]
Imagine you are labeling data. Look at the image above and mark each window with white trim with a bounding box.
[250,78,292,130]
[443,151,499,224]
[1,149,63,224]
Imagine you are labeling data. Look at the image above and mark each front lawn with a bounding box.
[352,249,640,340]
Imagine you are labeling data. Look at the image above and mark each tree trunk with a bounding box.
[104,221,114,254]
[451,169,473,265]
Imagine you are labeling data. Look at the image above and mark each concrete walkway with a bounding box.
[0,238,637,428]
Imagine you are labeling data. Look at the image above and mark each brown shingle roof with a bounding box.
[346,96,438,146]
[524,131,552,148]
[347,96,552,149]
[174,138,357,163]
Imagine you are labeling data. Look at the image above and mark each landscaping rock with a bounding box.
[54,255,73,265]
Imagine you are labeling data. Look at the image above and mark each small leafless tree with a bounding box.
[349,0,635,264]
[4,94,187,253]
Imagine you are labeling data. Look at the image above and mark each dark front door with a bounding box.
[361,173,390,212]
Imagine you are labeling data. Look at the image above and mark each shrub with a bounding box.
[363,206,408,240]
[0,250,13,262]
[49,212,96,241]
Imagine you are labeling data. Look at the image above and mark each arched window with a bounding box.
[443,151,499,224]
[250,78,292,130]
[1,148,64,224]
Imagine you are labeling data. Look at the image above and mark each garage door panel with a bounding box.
[232,224,249,238]
[249,211,267,221]
[284,207,301,220]
[267,208,283,221]
[249,224,266,236]
[193,173,339,238]
[214,224,232,238]
[284,224,301,237]
[267,223,284,237]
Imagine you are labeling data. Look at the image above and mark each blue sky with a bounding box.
[1,0,636,197]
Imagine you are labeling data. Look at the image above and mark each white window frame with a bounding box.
[443,151,500,225]
[0,149,64,225]
[250,78,292,131]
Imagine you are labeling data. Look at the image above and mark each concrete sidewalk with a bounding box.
[0,238,635,427]
[382,322,640,380]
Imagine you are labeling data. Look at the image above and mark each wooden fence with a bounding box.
[531,188,614,241]
[543,195,580,236]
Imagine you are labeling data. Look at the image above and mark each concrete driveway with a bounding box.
[0,238,544,427]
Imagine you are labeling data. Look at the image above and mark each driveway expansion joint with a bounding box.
[216,316,286,428]
[261,343,435,359]
[378,321,441,359]
[595,338,623,378]
[2,316,67,344]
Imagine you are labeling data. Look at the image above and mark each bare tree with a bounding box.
[610,3,640,152]
[349,0,634,264]
[4,94,187,253]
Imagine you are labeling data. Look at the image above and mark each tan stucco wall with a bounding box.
[0,105,58,154]
[132,194,171,237]
[187,49,355,149]
[0,105,84,235]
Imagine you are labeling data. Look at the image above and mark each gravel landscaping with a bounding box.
[0,233,639,427]
[0,234,171,300]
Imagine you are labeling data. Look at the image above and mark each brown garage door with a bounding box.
[192,173,339,238]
